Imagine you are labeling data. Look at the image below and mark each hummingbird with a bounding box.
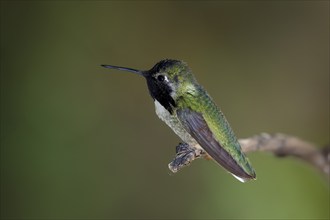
[101,59,256,182]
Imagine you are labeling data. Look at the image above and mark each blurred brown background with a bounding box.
[1,1,329,219]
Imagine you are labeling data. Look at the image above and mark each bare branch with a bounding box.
[239,133,330,179]
[169,133,330,181]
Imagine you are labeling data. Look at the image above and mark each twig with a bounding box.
[168,133,330,181]
[239,133,330,179]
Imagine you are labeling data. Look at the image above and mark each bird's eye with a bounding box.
[157,75,165,82]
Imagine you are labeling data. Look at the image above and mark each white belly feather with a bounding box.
[154,100,200,148]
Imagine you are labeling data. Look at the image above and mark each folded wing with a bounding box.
[177,108,255,182]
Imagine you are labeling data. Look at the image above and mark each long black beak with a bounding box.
[101,64,145,77]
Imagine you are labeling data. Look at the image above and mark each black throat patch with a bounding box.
[144,59,181,114]
[146,77,176,114]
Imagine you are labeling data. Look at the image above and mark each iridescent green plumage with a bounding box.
[176,84,256,178]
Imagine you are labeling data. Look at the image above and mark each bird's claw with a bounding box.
[169,143,204,173]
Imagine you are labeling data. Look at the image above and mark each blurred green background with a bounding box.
[1,1,329,219]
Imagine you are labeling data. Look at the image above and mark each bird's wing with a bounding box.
[177,108,255,181]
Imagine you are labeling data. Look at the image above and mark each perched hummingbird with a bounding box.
[101,59,256,182]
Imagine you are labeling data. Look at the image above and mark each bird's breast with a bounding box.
[154,100,200,148]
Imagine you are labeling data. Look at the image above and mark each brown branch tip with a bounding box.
[239,133,330,179]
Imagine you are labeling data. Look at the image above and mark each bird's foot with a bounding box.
[168,143,204,173]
